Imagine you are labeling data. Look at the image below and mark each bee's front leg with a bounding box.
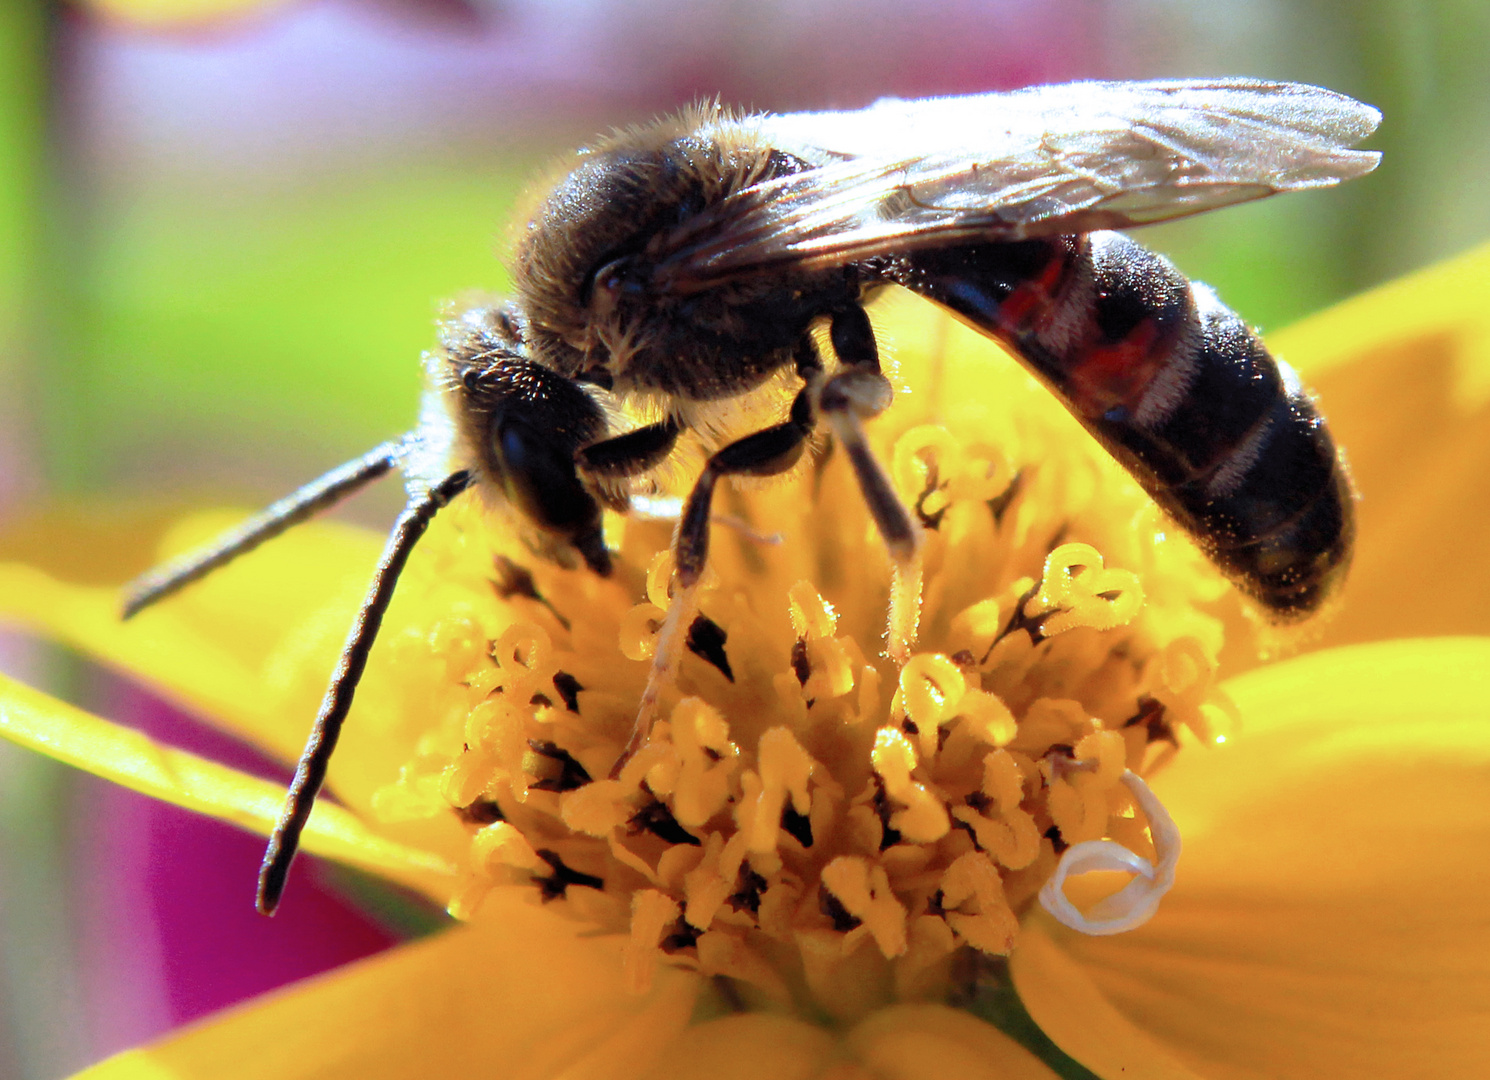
[573,416,683,510]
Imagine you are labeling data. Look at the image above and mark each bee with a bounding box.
[122,79,1379,914]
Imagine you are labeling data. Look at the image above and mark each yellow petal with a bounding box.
[0,671,456,898]
[0,512,466,830]
[71,889,699,1080]
[1273,240,1490,402]
[0,512,384,760]
[0,504,192,587]
[1270,241,1490,644]
[1010,924,1208,1080]
[844,1004,1066,1080]
[1013,638,1490,1080]
[640,1004,1069,1080]
[640,1015,837,1080]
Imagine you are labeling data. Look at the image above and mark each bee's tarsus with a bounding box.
[828,306,878,371]
[816,308,917,558]
[815,337,920,565]
[825,407,921,563]
[121,439,410,620]
[254,467,475,916]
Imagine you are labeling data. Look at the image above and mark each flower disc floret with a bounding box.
[368,299,1237,1010]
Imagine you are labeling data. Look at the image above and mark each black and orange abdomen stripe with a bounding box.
[895,231,1354,619]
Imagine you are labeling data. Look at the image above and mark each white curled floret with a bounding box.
[1038,770,1181,936]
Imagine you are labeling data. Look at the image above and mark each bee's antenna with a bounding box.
[122,439,411,619]
[256,468,474,915]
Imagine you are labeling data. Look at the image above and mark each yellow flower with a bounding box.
[3,243,1490,1079]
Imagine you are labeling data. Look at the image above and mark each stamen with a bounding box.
[1027,543,1145,634]
[821,857,908,957]
[367,305,1235,1008]
[941,851,1019,954]
[741,727,814,854]
[870,727,949,843]
[624,890,682,994]
[620,556,703,770]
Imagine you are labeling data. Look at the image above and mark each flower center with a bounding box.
[369,298,1237,1015]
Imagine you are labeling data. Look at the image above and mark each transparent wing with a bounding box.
[656,79,1380,286]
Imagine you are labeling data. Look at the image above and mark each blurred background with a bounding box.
[0,0,1486,1076]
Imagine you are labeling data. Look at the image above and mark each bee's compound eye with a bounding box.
[588,255,641,316]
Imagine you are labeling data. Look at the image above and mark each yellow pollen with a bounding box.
[871,727,950,843]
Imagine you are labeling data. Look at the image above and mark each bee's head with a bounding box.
[435,304,612,575]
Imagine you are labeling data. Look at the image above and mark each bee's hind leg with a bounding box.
[818,305,924,660]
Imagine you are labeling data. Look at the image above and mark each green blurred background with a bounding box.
[8,1,1489,508]
[10,0,1490,510]
[1,0,1487,1076]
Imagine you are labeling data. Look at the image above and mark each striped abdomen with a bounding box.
[896,232,1353,619]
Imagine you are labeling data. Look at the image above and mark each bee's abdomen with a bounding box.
[899,232,1353,619]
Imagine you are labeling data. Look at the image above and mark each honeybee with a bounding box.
[123,78,1379,913]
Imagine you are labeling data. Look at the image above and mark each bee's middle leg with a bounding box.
[618,389,814,772]
[675,387,815,587]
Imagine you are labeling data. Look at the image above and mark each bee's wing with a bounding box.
[660,80,1380,284]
